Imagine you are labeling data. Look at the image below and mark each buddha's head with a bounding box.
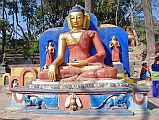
[49,42,53,47]
[112,36,117,41]
[67,6,90,30]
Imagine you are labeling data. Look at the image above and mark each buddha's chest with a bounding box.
[66,32,91,45]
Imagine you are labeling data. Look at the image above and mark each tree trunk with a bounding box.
[14,1,28,41]
[128,5,134,29]
[15,11,28,41]
[27,17,32,40]
[115,0,119,26]
[142,0,156,57]
[128,4,139,45]
[85,0,94,12]
[2,0,6,56]
[41,0,44,32]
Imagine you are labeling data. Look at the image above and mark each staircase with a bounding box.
[129,44,155,80]
[129,44,146,78]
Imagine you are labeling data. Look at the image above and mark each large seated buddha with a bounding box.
[39,6,118,82]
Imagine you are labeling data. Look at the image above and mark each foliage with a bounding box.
[0,0,159,62]
[0,19,10,31]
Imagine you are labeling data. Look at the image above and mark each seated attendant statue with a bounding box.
[48,6,117,82]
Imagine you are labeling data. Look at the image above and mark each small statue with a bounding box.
[45,42,54,69]
[12,80,19,88]
[126,27,135,47]
[65,94,82,111]
[48,6,117,81]
[109,36,120,62]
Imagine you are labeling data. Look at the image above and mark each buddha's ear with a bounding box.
[67,15,73,30]
[83,11,90,30]
[83,14,87,29]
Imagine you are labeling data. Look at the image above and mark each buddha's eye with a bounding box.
[77,16,83,19]
[70,17,75,19]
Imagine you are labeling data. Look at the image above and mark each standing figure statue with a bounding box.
[109,36,120,62]
[45,42,54,68]
[48,6,117,81]
[126,27,135,47]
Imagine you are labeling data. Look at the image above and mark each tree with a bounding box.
[1,0,158,63]
[1,0,6,56]
[94,0,131,27]
[142,0,156,57]
[85,0,94,12]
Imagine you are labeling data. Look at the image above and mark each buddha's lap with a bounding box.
[57,65,117,79]
[39,65,117,80]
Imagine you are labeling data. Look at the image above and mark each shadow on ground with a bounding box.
[148,101,159,110]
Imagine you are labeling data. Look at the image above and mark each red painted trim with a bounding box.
[132,92,145,105]
[19,67,37,86]
[13,92,24,103]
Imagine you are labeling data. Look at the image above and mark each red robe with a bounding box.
[57,30,117,81]
[67,30,106,63]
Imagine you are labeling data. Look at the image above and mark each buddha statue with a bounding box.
[46,6,117,81]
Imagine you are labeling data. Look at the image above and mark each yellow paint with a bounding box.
[117,73,126,79]
[125,78,135,84]
[11,68,24,76]
[100,24,117,27]
[0,67,40,86]
[117,73,135,84]
[23,72,34,86]
[11,67,40,76]
[0,73,11,86]
[24,72,34,77]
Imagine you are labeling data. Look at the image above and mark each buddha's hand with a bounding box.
[68,60,88,67]
[48,64,57,82]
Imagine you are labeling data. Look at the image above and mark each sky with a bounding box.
[152,0,159,19]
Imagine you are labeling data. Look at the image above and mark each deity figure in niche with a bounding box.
[109,36,120,62]
[44,42,54,69]
[48,6,117,81]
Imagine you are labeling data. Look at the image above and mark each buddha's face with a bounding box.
[69,12,84,29]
